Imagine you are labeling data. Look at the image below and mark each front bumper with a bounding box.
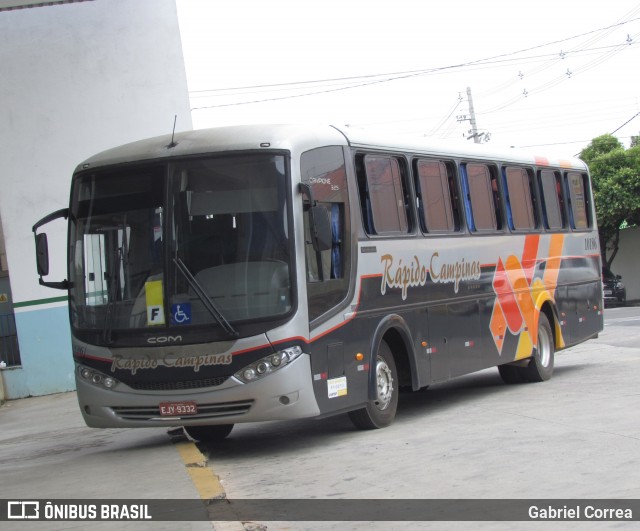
[603,287,626,305]
[77,353,320,428]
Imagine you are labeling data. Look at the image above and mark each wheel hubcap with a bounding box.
[374,357,394,411]
[538,326,551,368]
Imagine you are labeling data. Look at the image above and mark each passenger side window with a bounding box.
[503,166,537,230]
[357,155,410,235]
[414,159,460,233]
[538,170,566,230]
[565,171,591,230]
[462,163,502,232]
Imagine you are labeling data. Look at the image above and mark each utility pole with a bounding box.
[457,87,490,143]
[467,87,480,144]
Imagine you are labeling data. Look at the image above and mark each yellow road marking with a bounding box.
[175,440,207,467]
[174,440,226,500]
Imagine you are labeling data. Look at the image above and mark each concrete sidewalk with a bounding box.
[0,391,214,530]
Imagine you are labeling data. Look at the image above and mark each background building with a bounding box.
[0,0,192,398]
[610,226,640,303]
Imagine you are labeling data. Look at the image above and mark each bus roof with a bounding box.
[340,126,587,170]
[77,124,587,172]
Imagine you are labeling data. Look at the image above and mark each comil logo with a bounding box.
[147,335,182,344]
[8,501,40,519]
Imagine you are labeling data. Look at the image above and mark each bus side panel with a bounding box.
[307,277,432,416]
[307,312,377,416]
[447,299,484,378]
[554,254,603,347]
[425,304,450,382]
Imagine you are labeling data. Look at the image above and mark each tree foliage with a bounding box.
[580,134,640,269]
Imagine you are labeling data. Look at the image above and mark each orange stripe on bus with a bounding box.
[492,258,523,333]
[543,234,564,292]
[522,234,540,284]
[505,255,538,344]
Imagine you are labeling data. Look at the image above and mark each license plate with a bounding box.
[604,290,612,296]
[159,401,197,417]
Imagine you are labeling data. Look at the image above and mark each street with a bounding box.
[197,304,640,529]
[1,305,639,530]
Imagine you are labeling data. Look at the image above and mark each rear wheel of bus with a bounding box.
[349,340,398,430]
[524,313,554,382]
[498,313,554,384]
[184,424,234,442]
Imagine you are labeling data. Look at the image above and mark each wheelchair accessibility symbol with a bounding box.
[171,303,192,325]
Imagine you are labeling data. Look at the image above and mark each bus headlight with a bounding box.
[234,346,303,384]
[77,365,119,390]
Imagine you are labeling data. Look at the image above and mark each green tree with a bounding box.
[580,134,640,269]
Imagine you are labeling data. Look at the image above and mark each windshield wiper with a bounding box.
[103,246,123,345]
[173,257,239,338]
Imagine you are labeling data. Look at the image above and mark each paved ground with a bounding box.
[0,391,214,530]
[0,305,639,530]
[198,305,640,529]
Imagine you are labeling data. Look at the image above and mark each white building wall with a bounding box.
[612,226,640,303]
[0,0,192,397]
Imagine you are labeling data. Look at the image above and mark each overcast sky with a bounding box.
[176,0,640,154]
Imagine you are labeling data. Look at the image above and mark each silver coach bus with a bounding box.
[33,124,603,440]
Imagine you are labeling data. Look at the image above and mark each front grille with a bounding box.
[111,399,254,421]
[127,376,229,391]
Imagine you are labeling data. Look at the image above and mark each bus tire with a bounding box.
[523,313,554,382]
[348,340,398,430]
[184,424,234,442]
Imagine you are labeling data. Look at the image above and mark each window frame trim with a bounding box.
[460,161,505,234]
[536,168,569,233]
[413,157,462,235]
[355,151,416,239]
[501,165,539,233]
[564,170,593,232]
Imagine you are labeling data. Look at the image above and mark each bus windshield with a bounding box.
[69,154,292,340]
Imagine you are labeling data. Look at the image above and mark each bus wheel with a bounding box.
[523,313,554,382]
[184,424,234,442]
[349,341,398,430]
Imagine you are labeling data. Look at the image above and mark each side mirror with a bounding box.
[299,183,333,253]
[32,208,70,290]
[309,205,332,252]
[35,233,50,276]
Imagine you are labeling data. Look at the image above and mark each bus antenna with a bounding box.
[167,115,178,148]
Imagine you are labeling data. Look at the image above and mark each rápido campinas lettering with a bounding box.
[380,252,482,300]
[380,254,428,300]
[111,352,232,374]
[429,252,482,293]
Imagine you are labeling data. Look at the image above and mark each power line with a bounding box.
[513,136,635,149]
[427,96,463,136]
[190,17,640,110]
[516,139,597,148]
[191,16,640,96]
[190,40,640,110]
[610,111,640,134]
[480,32,640,114]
